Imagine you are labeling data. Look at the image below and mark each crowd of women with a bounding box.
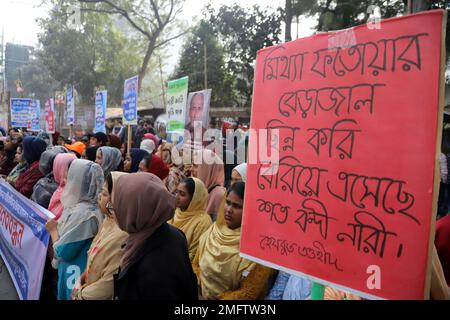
[0,125,449,300]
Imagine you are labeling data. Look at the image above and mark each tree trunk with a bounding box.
[138,36,158,93]
[409,0,430,13]
[285,0,292,42]
[317,0,333,31]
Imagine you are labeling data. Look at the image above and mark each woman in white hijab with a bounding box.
[140,139,156,155]
[231,163,247,184]
[45,159,104,300]
[96,146,122,178]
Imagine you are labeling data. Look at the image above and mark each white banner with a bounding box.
[0,179,54,300]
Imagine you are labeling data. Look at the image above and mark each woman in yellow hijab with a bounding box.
[169,177,212,261]
[192,181,275,300]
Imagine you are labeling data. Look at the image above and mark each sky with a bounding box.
[0,0,50,45]
[0,0,317,72]
[0,0,317,45]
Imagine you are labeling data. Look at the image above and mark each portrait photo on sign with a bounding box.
[185,89,211,133]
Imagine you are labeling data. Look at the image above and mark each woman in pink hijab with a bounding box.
[192,149,226,221]
[48,153,77,220]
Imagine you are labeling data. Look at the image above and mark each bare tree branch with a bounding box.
[77,0,185,92]
[80,8,122,15]
[150,0,163,26]
[164,0,175,26]
[78,0,151,38]
[154,29,190,49]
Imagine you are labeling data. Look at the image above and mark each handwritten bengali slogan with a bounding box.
[240,11,445,300]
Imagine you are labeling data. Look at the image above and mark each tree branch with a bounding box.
[154,29,191,49]
[164,0,175,26]
[78,0,152,38]
[150,0,163,26]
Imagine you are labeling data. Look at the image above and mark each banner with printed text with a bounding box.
[0,179,54,300]
[66,86,75,126]
[95,90,107,133]
[44,98,55,134]
[10,98,32,128]
[166,76,189,144]
[122,76,138,125]
[28,100,41,132]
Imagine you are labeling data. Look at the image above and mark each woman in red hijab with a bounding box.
[435,215,450,286]
[138,154,169,181]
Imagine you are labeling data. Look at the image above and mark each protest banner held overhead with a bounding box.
[95,90,107,133]
[185,89,212,135]
[0,179,54,300]
[44,98,55,134]
[122,76,138,126]
[10,98,32,128]
[55,91,65,106]
[166,76,189,144]
[240,10,446,300]
[28,100,41,132]
[66,86,75,126]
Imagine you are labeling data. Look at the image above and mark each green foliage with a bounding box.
[172,21,235,108]
[204,4,284,107]
[292,0,405,31]
[37,2,141,105]
[20,53,60,103]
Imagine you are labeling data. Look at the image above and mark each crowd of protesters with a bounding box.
[0,118,449,300]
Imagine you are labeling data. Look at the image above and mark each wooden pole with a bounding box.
[204,44,208,90]
[408,0,430,14]
[424,9,447,300]
[127,124,132,159]
[159,56,167,110]
[49,133,53,146]
[7,91,11,128]
[59,101,63,134]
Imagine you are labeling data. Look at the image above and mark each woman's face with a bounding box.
[57,137,65,146]
[14,147,23,164]
[175,182,193,211]
[138,159,147,172]
[98,182,111,216]
[231,170,243,185]
[123,155,132,172]
[191,164,198,177]
[161,149,171,165]
[4,140,15,152]
[224,191,244,230]
[90,137,99,147]
[95,150,103,166]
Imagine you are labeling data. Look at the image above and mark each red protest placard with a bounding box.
[240,10,445,300]
[44,98,55,134]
